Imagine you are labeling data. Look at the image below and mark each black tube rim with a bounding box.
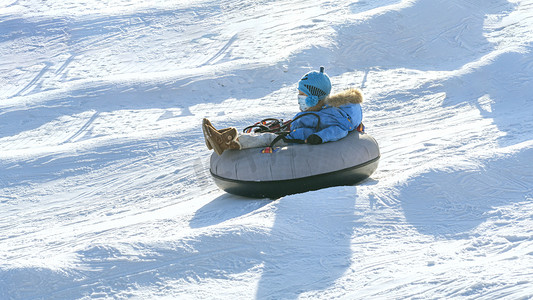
[210,155,380,198]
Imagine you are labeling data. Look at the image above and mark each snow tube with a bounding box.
[210,131,380,198]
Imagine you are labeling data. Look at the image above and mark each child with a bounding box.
[203,67,363,155]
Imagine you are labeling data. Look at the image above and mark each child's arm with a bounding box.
[314,125,350,143]
[287,127,315,141]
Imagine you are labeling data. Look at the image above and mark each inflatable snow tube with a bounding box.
[210,131,380,198]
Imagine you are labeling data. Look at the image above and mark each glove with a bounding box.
[307,134,322,145]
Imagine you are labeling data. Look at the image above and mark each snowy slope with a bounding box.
[1,0,532,299]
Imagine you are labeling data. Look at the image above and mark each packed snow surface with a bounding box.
[1,0,532,299]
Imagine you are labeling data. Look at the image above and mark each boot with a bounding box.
[202,119,214,150]
[203,123,241,155]
[202,118,236,150]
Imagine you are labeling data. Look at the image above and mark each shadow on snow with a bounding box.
[0,187,360,299]
[399,147,532,237]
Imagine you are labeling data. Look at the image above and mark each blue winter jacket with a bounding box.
[287,88,363,143]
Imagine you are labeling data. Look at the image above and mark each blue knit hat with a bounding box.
[298,66,332,108]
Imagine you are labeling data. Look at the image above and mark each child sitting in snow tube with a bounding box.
[202,66,364,154]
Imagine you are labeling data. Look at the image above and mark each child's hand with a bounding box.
[306,134,323,145]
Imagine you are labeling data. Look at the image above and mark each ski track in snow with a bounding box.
[1,0,533,299]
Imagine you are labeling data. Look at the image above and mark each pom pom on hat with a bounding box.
[298,66,332,107]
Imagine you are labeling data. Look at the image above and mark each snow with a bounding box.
[1,0,532,298]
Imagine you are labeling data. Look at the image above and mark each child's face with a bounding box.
[297,91,309,111]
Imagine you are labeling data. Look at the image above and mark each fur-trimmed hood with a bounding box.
[325,88,363,107]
